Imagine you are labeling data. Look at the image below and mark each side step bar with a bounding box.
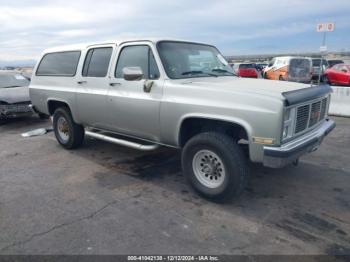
[85,130,159,151]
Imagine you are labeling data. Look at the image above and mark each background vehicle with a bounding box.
[311,58,328,81]
[324,64,350,86]
[30,38,334,201]
[328,59,344,68]
[255,63,268,72]
[0,71,34,123]
[233,63,258,78]
[263,56,312,83]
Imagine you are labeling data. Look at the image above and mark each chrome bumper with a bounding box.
[263,119,336,168]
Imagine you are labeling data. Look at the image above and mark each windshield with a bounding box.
[312,59,328,67]
[157,41,234,79]
[0,74,30,88]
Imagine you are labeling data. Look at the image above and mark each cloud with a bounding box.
[0,0,349,61]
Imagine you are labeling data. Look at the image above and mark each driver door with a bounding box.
[106,43,164,141]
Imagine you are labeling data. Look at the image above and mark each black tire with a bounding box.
[182,132,249,201]
[279,75,284,81]
[53,107,84,149]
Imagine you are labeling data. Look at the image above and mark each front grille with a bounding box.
[295,105,310,133]
[294,97,328,134]
[309,101,321,127]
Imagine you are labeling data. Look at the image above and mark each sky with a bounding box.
[0,0,350,63]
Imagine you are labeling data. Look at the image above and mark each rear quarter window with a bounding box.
[36,51,81,76]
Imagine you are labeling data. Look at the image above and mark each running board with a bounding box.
[85,130,159,151]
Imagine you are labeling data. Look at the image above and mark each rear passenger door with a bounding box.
[76,45,114,128]
[107,42,164,141]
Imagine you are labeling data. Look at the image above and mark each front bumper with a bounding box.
[263,119,336,168]
[0,103,34,119]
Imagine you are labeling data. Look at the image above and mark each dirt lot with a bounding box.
[0,116,349,255]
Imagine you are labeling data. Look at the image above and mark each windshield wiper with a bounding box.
[212,69,237,76]
[181,71,217,77]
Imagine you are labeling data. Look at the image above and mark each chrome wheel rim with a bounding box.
[192,150,226,189]
[57,116,69,142]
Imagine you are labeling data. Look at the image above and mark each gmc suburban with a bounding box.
[29,39,335,200]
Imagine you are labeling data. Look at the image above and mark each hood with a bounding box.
[179,77,310,100]
[0,86,30,104]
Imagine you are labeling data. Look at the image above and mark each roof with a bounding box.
[43,38,206,53]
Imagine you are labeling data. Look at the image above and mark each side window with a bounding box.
[36,51,81,76]
[340,66,348,72]
[82,47,113,77]
[115,45,160,80]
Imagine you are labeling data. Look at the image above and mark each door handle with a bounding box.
[109,82,121,86]
[77,80,87,84]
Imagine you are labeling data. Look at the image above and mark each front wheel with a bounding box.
[182,132,249,201]
[53,107,84,149]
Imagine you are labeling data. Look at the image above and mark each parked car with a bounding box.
[324,64,350,86]
[263,56,312,83]
[327,59,344,68]
[0,71,34,123]
[311,58,329,81]
[255,63,268,72]
[30,38,335,200]
[233,63,258,78]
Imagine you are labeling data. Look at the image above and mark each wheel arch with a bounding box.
[47,99,71,115]
[177,114,252,148]
[47,98,81,124]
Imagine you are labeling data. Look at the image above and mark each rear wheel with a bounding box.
[53,107,84,149]
[182,132,249,201]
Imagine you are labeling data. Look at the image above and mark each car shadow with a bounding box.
[71,137,311,204]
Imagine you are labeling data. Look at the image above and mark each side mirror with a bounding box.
[123,67,143,81]
[341,69,348,73]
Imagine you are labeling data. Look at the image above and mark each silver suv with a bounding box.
[29,38,335,200]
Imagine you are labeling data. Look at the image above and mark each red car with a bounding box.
[233,63,258,78]
[324,64,350,86]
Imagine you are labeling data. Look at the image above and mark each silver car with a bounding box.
[0,71,33,123]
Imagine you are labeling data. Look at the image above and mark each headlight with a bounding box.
[283,126,289,139]
[282,107,296,141]
[284,108,291,121]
